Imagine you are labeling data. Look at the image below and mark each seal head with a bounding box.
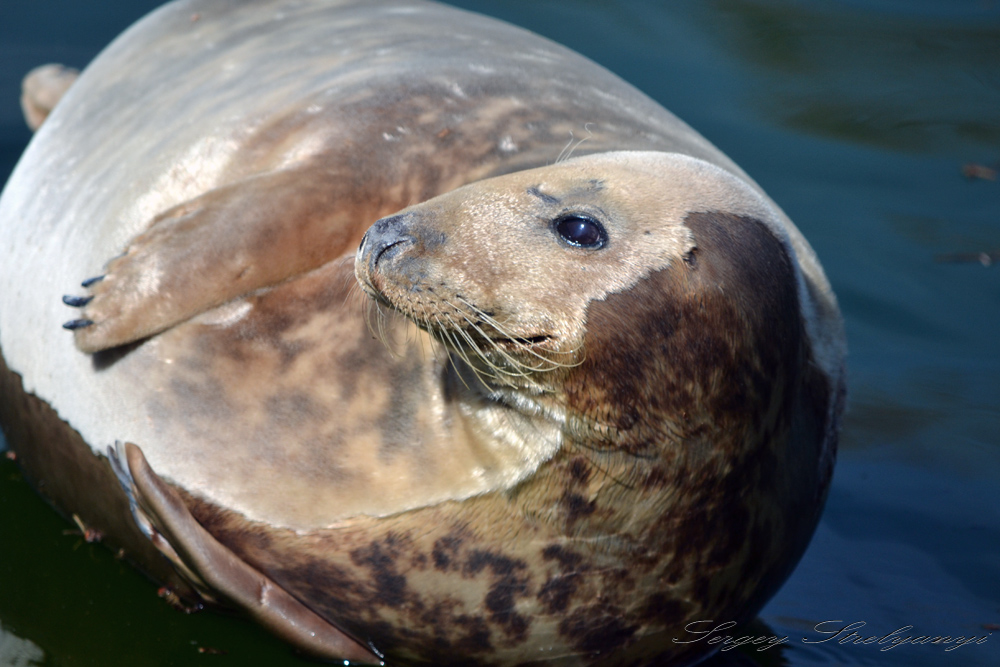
[357,151,784,394]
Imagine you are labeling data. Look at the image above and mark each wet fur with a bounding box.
[0,1,846,665]
[169,207,838,666]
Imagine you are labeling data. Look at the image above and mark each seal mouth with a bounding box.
[356,269,577,382]
[437,329,573,387]
[422,320,555,356]
[480,333,553,349]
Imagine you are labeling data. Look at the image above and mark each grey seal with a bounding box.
[0,1,846,664]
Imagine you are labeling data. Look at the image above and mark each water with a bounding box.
[1,1,998,665]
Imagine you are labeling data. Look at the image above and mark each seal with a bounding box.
[0,1,847,665]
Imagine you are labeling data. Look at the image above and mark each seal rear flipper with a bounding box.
[21,63,78,131]
[66,165,370,353]
[115,442,382,665]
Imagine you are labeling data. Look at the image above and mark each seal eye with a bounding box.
[554,214,607,249]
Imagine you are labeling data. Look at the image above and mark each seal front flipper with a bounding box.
[66,165,370,353]
[112,442,382,665]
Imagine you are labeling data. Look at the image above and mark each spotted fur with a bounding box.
[0,1,846,665]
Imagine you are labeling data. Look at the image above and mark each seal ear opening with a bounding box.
[117,442,382,665]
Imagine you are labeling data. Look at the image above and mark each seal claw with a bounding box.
[62,318,94,330]
[81,275,105,287]
[62,294,94,307]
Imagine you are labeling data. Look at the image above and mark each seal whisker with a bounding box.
[363,297,400,358]
[374,300,387,346]
[454,295,583,370]
[446,309,540,381]
[408,287,534,379]
[429,312,488,391]
[554,123,594,165]
[417,292,523,381]
[441,300,540,377]
[554,130,575,165]
[412,317,451,361]
[363,301,377,340]
[436,310,505,388]
[446,314,526,386]
[361,296,394,357]
[340,258,364,300]
[420,315,450,368]
[374,300,404,358]
[343,280,371,320]
[473,313,579,368]
[361,297,377,340]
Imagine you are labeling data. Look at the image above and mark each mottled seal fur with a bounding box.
[0,0,846,665]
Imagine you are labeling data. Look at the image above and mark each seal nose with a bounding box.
[359,213,417,275]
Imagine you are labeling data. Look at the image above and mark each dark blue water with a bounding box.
[1,1,998,665]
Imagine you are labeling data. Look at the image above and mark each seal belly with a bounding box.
[130,258,563,527]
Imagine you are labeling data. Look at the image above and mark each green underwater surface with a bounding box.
[1,1,998,665]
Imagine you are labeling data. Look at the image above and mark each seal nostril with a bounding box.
[367,235,417,278]
[362,213,419,272]
[374,237,414,265]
